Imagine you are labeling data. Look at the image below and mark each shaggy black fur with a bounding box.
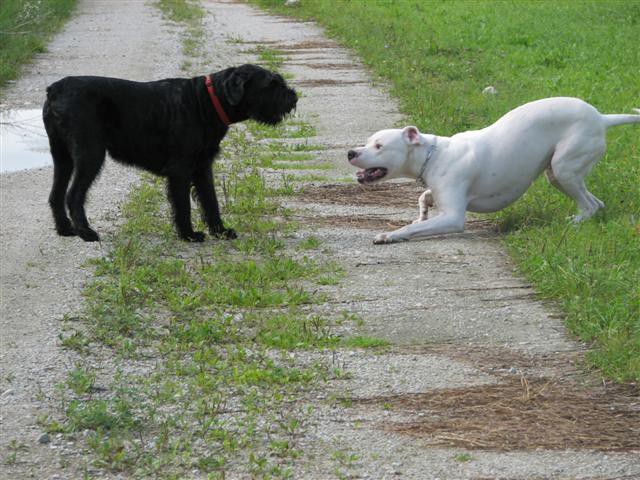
[43,64,297,242]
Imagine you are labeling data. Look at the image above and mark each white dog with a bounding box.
[347,97,639,244]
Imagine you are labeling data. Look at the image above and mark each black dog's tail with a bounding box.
[43,87,56,130]
[43,80,67,128]
[42,80,72,153]
[44,78,66,105]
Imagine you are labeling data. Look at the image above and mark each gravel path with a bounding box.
[1,1,638,479]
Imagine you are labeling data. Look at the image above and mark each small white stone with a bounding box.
[483,86,498,95]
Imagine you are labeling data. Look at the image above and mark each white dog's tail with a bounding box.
[602,108,640,128]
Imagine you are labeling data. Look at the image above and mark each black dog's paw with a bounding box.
[222,228,237,240]
[182,231,206,242]
[77,227,100,242]
[210,227,237,240]
[56,225,77,237]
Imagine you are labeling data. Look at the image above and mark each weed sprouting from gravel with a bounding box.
[156,0,205,73]
[454,452,473,462]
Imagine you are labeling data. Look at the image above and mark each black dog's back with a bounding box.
[44,76,214,175]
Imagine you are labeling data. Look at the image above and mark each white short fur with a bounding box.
[347,97,639,244]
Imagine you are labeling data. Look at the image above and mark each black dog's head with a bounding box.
[220,64,297,125]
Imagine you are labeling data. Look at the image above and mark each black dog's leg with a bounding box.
[167,174,205,242]
[66,144,105,242]
[192,165,237,239]
[47,137,76,236]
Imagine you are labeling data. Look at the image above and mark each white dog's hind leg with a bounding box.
[412,189,434,224]
[544,167,570,196]
[549,148,605,222]
[571,190,605,223]
[545,165,604,221]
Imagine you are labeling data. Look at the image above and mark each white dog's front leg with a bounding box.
[412,189,434,224]
[374,211,466,244]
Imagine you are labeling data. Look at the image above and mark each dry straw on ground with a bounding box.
[354,346,640,452]
[375,378,639,451]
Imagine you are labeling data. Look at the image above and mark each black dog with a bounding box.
[43,64,297,242]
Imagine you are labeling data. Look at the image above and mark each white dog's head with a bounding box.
[347,126,425,184]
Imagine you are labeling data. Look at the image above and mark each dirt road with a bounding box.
[1,1,638,478]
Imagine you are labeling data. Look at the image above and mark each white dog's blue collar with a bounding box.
[418,137,437,184]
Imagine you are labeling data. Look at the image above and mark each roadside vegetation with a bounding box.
[0,0,77,91]
[255,0,640,382]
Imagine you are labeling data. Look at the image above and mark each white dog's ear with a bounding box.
[402,126,423,145]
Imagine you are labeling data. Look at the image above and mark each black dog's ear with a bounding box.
[223,67,274,105]
[222,70,248,106]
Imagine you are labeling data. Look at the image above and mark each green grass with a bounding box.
[156,0,205,72]
[157,0,203,23]
[254,0,640,382]
[66,365,96,395]
[297,236,321,250]
[454,452,474,463]
[0,0,77,91]
[248,118,317,140]
[250,45,287,71]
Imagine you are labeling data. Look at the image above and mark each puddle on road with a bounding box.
[0,109,52,173]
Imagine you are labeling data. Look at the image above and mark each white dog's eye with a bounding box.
[375,143,382,150]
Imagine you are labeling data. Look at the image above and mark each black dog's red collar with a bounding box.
[205,75,231,126]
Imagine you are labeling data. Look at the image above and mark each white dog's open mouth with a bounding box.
[356,167,388,184]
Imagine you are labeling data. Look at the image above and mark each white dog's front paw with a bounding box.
[374,232,408,244]
[373,233,393,244]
